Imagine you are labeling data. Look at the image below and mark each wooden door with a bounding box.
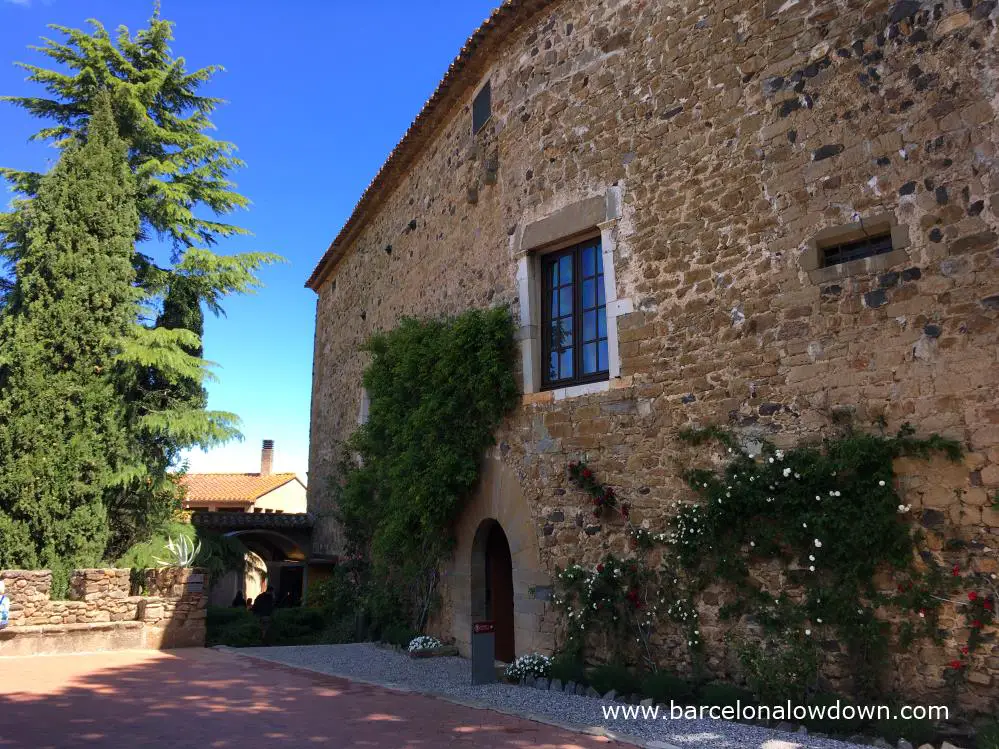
[486,524,515,662]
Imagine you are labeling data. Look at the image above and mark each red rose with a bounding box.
[949,660,963,669]
[961,646,969,655]
[972,619,982,629]
[969,592,978,602]
[952,565,960,577]
[984,601,993,612]
[597,564,604,573]
[582,469,592,479]
[897,585,904,593]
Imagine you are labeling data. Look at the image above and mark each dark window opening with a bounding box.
[820,232,893,267]
[541,238,608,390]
[472,80,491,134]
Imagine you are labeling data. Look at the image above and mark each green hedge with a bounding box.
[206,606,342,647]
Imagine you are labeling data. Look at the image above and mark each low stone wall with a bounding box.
[0,567,207,654]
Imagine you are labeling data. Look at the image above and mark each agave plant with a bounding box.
[153,535,202,568]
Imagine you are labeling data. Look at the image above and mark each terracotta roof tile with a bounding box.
[305,0,550,290]
[180,473,299,506]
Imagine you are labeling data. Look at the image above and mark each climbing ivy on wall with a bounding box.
[334,307,518,632]
[554,424,996,703]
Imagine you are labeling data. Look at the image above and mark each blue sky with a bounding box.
[0,0,499,480]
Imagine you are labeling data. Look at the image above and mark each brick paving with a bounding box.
[0,648,626,748]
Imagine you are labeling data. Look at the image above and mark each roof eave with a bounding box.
[305,0,550,292]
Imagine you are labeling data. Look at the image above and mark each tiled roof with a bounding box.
[180,473,300,505]
[191,511,314,530]
[305,0,549,290]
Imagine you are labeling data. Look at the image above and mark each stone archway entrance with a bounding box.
[471,519,515,662]
[191,512,314,607]
[441,454,553,660]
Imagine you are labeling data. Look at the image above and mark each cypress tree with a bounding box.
[0,96,138,591]
[0,9,281,553]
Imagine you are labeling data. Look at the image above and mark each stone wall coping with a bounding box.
[1,620,144,636]
[0,570,52,578]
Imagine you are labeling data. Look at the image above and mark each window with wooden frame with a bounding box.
[540,237,608,389]
[472,80,491,134]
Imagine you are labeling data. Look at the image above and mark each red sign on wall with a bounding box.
[472,621,495,634]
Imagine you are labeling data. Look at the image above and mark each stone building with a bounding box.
[307,0,999,707]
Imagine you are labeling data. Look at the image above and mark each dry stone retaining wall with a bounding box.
[308,0,999,715]
[0,567,207,652]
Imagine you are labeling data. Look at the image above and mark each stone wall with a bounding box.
[0,567,207,651]
[308,0,999,714]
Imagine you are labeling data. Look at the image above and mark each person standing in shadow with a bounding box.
[231,589,245,608]
[252,585,276,642]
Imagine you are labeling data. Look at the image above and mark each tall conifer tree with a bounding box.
[0,96,138,590]
[0,9,281,553]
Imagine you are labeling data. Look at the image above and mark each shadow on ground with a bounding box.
[0,649,619,748]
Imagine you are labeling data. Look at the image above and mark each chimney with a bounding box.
[260,439,274,477]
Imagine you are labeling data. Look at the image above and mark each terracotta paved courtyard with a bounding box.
[0,648,625,748]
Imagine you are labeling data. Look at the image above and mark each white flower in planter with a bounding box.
[407,635,443,653]
[504,653,551,681]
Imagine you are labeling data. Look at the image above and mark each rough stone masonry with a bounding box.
[307,0,999,713]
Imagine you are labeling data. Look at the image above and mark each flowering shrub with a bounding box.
[407,635,443,652]
[666,425,969,697]
[554,555,665,669]
[504,652,551,681]
[568,461,625,518]
[736,630,819,705]
[553,425,994,703]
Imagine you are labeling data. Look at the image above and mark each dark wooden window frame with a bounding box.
[472,80,491,135]
[540,237,609,390]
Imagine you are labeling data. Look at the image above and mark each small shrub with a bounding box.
[407,635,443,652]
[642,672,696,705]
[872,714,937,747]
[504,653,551,681]
[207,606,253,628]
[549,654,587,685]
[737,632,818,705]
[977,718,999,749]
[266,608,327,644]
[381,623,418,648]
[799,692,864,735]
[697,682,756,709]
[587,664,640,696]
[205,606,262,648]
[206,606,258,647]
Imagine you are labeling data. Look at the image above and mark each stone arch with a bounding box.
[443,454,552,658]
[223,530,306,606]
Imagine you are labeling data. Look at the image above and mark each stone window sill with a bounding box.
[806,247,909,284]
[521,376,635,406]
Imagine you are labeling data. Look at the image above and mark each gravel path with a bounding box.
[234,643,872,749]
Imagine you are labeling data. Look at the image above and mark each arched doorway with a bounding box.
[470,519,515,662]
[225,529,307,606]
